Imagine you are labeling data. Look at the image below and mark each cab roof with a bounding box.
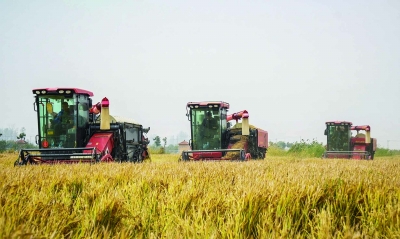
[187,101,230,109]
[32,88,94,97]
[325,121,352,125]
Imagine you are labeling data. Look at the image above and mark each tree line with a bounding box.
[150,136,178,154]
[0,127,37,153]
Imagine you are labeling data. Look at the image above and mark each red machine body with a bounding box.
[257,129,269,148]
[192,151,223,160]
[84,132,114,162]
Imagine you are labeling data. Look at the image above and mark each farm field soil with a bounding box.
[1,153,400,238]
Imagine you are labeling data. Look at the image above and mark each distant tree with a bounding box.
[0,140,6,152]
[153,136,161,147]
[162,137,167,148]
[0,127,18,140]
[276,141,286,149]
[166,144,178,152]
[286,142,294,148]
[17,133,26,140]
[269,141,275,147]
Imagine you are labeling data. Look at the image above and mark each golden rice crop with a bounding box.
[1,152,400,238]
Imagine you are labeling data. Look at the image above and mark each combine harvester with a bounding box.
[323,121,377,160]
[15,88,150,165]
[180,101,268,161]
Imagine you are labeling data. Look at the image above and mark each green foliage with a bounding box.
[149,144,179,155]
[287,139,325,157]
[269,141,293,150]
[17,133,26,140]
[162,137,167,148]
[148,146,163,154]
[286,142,294,148]
[0,139,37,153]
[375,148,400,157]
[153,136,161,147]
[266,145,287,156]
[0,127,19,139]
[166,144,178,152]
[17,127,26,140]
[0,140,6,153]
[270,141,286,149]
[268,139,325,158]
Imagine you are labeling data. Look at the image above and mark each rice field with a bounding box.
[1,152,400,238]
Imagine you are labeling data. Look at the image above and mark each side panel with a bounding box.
[257,129,268,148]
[192,152,223,160]
[352,145,367,159]
[372,138,377,151]
[85,132,114,155]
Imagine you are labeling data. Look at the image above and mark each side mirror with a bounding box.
[143,127,150,134]
[324,129,327,135]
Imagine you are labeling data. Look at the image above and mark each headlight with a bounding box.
[59,90,64,94]
[65,90,71,94]
[41,90,46,94]
[35,90,41,94]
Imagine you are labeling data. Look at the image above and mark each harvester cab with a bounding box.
[181,101,268,161]
[323,121,376,159]
[15,88,150,165]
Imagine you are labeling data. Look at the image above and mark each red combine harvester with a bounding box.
[180,101,268,161]
[323,121,377,160]
[15,88,150,165]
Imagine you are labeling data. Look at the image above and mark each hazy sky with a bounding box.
[1,1,399,148]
